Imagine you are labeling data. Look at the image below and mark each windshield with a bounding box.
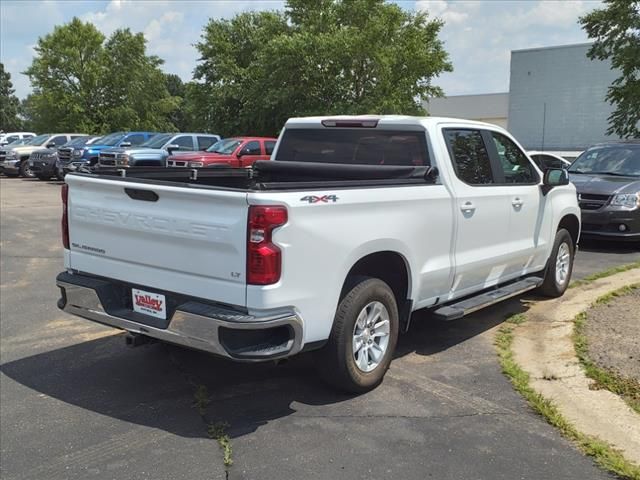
[6,139,29,147]
[569,145,640,177]
[26,134,50,146]
[207,138,242,154]
[98,132,125,146]
[141,133,173,149]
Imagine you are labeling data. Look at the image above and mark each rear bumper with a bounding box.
[56,271,304,361]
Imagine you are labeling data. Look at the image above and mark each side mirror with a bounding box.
[542,168,569,195]
[120,141,132,148]
[166,144,180,153]
[46,142,57,148]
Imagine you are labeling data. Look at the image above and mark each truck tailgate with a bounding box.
[65,175,248,306]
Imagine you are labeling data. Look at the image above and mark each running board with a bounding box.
[434,276,543,321]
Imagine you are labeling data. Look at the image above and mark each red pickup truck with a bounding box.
[167,136,277,168]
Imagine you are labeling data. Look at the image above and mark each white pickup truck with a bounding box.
[56,116,580,392]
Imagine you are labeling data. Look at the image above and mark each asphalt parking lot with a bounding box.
[1,176,638,480]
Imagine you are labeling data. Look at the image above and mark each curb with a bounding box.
[512,269,640,467]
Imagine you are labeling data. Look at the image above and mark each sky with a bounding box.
[0,0,603,100]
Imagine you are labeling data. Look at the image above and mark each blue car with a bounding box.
[57,131,156,173]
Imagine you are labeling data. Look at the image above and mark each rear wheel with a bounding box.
[315,277,399,393]
[539,229,574,297]
[36,174,51,181]
[19,160,34,178]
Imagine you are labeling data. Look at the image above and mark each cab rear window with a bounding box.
[276,128,429,166]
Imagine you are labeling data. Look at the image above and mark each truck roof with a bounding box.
[284,115,499,129]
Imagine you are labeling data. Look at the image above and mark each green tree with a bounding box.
[580,0,640,138]
[0,63,22,131]
[194,0,451,136]
[164,73,191,131]
[24,17,179,133]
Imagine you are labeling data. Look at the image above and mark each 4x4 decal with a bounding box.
[300,195,339,204]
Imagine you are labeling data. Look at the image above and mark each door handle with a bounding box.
[512,197,524,208]
[460,201,476,213]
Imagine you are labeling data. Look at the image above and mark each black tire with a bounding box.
[539,229,574,298]
[37,174,51,181]
[315,277,399,393]
[19,160,34,178]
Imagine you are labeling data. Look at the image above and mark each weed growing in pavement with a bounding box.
[496,313,640,480]
[573,284,640,415]
[208,422,234,467]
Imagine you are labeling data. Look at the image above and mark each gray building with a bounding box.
[508,43,619,151]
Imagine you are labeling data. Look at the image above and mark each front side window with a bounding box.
[491,132,537,184]
[242,141,261,155]
[172,135,195,151]
[443,129,493,185]
[125,134,146,146]
[50,135,68,146]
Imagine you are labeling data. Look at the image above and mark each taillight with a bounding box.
[247,206,288,285]
[61,183,69,249]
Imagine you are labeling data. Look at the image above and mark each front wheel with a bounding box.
[315,277,399,393]
[19,160,34,178]
[539,229,575,297]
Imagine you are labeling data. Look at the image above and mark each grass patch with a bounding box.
[573,285,640,415]
[496,313,640,480]
[570,262,640,289]
[192,384,234,469]
[208,422,233,467]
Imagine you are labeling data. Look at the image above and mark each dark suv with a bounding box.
[568,141,640,243]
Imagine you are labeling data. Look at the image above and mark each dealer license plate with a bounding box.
[132,288,166,320]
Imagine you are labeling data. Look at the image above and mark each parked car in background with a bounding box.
[56,136,103,178]
[65,131,157,170]
[98,133,220,168]
[0,132,36,146]
[528,151,572,170]
[0,133,86,177]
[167,137,276,168]
[568,141,640,243]
[30,136,100,180]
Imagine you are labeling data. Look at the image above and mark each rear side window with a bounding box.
[197,136,217,151]
[490,132,537,184]
[276,129,429,166]
[242,141,261,155]
[265,140,276,155]
[443,129,493,185]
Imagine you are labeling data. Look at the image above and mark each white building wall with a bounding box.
[423,93,509,129]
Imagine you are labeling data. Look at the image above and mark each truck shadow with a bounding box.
[0,297,529,441]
